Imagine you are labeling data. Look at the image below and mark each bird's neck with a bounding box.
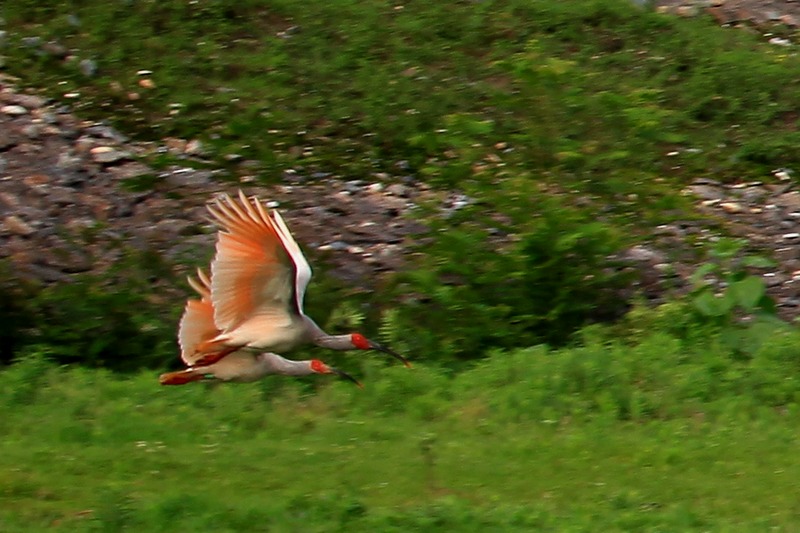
[315,334,354,350]
[258,353,313,376]
[302,316,354,351]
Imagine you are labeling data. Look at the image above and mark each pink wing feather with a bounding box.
[177,270,219,365]
[205,191,311,349]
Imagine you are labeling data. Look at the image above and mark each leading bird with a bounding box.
[159,268,360,386]
[160,191,409,385]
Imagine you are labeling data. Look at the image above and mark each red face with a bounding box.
[310,359,330,374]
[350,333,371,350]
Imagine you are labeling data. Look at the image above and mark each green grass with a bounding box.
[4,322,800,531]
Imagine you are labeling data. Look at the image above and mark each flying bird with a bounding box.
[162,190,409,383]
[159,269,361,386]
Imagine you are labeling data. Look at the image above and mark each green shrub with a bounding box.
[384,195,632,363]
[0,251,180,372]
[0,263,37,365]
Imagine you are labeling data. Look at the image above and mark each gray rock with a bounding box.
[1,105,27,116]
[0,130,17,150]
[90,146,131,164]
[48,186,77,205]
[108,162,152,180]
[625,245,666,264]
[776,192,800,210]
[8,93,46,109]
[319,240,350,251]
[21,36,42,48]
[3,215,35,236]
[344,180,364,194]
[22,124,41,139]
[687,184,724,201]
[386,183,409,197]
[85,125,128,143]
[39,111,58,124]
[41,41,68,58]
[163,168,213,187]
[79,58,98,77]
[23,263,73,282]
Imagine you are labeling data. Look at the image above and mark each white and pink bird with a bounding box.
[159,191,409,387]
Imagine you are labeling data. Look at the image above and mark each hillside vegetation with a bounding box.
[3,0,800,366]
[2,0,800,530]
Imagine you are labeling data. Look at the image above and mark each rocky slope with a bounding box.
[0,74,429,291]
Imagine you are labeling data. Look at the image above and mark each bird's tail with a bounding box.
[192,345,238,367]
[159,369,205,385]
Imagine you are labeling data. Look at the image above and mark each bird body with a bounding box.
[160,269,359,386]
[160,190,408,386]
[189,191,409,368]
[162,351,337,384]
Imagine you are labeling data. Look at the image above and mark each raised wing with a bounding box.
[270,208,312,313]
[207,192,306,341]
[178,270,219,365]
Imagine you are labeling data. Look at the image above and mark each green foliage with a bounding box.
[4,325,800,530]
[452,324,800,424]
[0,252,180,372]
[685,238,785,357]
[0,351,53,407]
[384,195,633,362]
[0,263,37,364]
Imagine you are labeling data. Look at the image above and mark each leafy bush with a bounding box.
[685,237,786,357]
[0,263,37,365]
[383,194,633,363]
[0,252,180,372]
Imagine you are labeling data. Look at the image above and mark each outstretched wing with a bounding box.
[206,191,312,346]
[178,270,219,366]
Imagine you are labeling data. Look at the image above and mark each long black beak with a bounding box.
[369,341,412,368]
[331,367,364,389]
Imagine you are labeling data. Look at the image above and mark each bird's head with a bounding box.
[350,333,412,368]
[309,359,363,388]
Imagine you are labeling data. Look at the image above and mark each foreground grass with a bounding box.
[4,324,800,531]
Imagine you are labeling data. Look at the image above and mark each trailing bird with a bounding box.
[159,269,361,386]
[160,190,409,385]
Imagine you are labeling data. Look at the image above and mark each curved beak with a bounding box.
[368,340,412,368]
[331,367,364,389]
